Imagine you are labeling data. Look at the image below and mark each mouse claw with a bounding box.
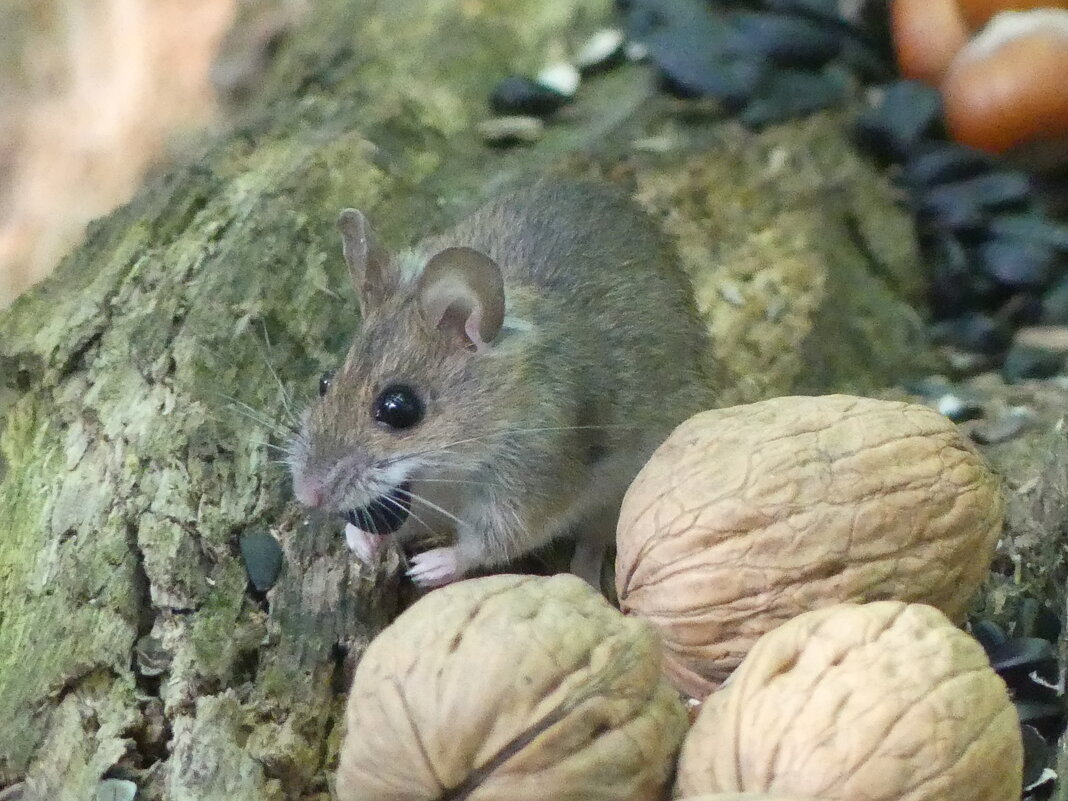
[406,546,461,589]
[345,523,388,565]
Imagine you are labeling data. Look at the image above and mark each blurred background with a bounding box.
[0,0,275,308]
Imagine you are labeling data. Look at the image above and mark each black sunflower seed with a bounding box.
[1021,724,1053,792]
[971,620,1009,655]
[729,12,842,67]
[853,81,943,165]
[1001,344,1064,383]
[489,75,569,118]
[917,173,1033,233]
[901,143,996,190]
[239,531,284,592]
[976,239,1057,288]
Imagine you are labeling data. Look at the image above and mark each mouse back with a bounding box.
[289,180,716,544]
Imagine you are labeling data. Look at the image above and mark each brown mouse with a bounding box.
[288,180,717,588]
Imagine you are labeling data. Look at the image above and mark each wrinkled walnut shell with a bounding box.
[617,395,1003,698]
[337,574,688,801]
[675,602,1022,801]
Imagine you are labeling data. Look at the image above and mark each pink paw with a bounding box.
[406,546,461,589]
[345,523,388,565]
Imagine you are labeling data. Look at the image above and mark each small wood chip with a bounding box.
[1015,325,1068,353]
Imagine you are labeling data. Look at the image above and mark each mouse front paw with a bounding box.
[345,523,388,565]
[406,546,462,589]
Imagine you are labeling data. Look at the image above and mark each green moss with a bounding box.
[0,396,141,781]
[255,662,298,703]
[187,560,257,682]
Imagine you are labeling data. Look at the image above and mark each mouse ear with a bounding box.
[337,209,394,309]
[416,247,505,352]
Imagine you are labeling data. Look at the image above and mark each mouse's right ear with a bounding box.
[337,209,394,310]
[416,247,505,353]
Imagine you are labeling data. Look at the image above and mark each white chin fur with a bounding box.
[336,461,413,512]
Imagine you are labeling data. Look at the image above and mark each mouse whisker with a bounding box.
[231,409,287,437]
[255,318,302,427]
[402,424,643,459]
[380,493,439,537]
[378,425,627,475]
[396,488,466,530]
[191,335,302,431]
[487,423,638,437]
[401,457,507,489]
[253,445,295,464]
[411,477,498,487]
[255,440,290,454]
[390,495,444,540]
[417,478,509,495]
[415,457,506,484]
[216,392,299,437]
[380,436,498,463]
[378,448,472,472]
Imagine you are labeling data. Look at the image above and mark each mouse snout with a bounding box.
[293,475,325,508]
[292,450,374,511]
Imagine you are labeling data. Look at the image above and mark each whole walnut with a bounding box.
[336,574,688,801]
[675,602,1022,801]
[616,394,1003,697]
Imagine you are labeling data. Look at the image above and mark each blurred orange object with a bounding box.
[891,0,970,83]
[957,0,1068,30]
[942,10,1068,158]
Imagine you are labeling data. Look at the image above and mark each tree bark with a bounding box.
[0,1,935,799]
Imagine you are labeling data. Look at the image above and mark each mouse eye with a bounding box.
[318,370,336,397]
[373,384,424,430]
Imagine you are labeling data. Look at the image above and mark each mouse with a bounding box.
[287,180,718,589]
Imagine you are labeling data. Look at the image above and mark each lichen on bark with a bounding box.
[0,0,936,798]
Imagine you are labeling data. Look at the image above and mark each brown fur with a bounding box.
[289,180,718,577]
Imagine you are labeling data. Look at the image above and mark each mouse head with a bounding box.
[287,208,516,533]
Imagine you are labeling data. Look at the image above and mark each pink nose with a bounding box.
[294,478,324,508]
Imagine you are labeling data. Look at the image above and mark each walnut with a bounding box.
[616,394,1003,698]
[675,602,1022,801]
[336,574,688,801]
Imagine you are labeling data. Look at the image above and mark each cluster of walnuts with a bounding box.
[335,395,1020,801]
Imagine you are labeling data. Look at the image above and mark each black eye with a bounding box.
[373,385,424,430]
[318,370,336,397]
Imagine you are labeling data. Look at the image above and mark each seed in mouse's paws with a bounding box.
[407,546,461,588]
[344,480,413,533]
[344,523,387,564]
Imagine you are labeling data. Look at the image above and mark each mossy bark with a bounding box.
[0,1,935,799]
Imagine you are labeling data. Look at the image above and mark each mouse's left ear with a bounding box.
[337,209,395,310]
[416,247,504,352]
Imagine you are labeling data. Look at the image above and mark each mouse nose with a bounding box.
[294,477,324,508]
